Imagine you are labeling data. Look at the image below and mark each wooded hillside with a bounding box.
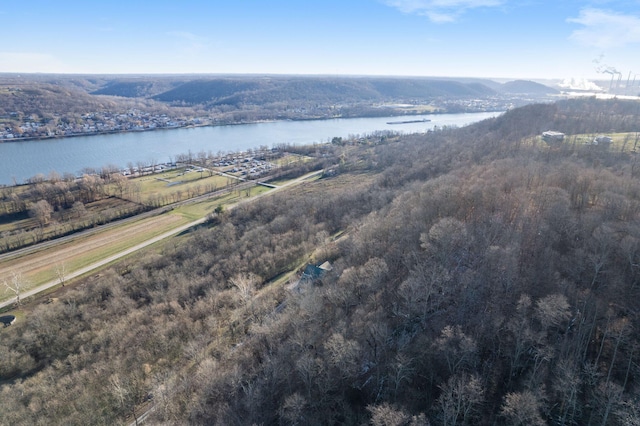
[1,74,558,140]
[149,77,499,107]
[1,98,640,425]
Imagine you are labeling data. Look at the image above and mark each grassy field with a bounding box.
[0,214,190,301]
[124,168,231,205]
[0,197,143,249]
[0,168,234,251]
[0,182,275,303]
[534,132,640,151]
[523,132,640,152]
[268,172,322,187]
[579,132,640,151]
[172,185,272,220]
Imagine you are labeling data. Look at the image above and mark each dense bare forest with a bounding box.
[0,80,192,121]
[1,98,640,425]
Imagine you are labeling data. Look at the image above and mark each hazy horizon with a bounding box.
[2,1,640,84]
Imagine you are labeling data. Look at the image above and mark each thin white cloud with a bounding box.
[0,52,70,73]
[167,31,208,47]
[568,8,640,48]
[167,31,209,54]
[167,31,203,42]
[382,0,505,22]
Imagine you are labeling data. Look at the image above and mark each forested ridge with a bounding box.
[2,98,640,425]
[1,74,556,141]
[149,77,499,106]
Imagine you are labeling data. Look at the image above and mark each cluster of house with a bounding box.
[542,131,613,147]
[1,110,208,140]
[438,97,516,113]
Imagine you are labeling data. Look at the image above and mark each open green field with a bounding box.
[535,131,640,151]
[268,172,322,187]
[172,184,272,220]
[0,213,190,300]
[124,168,231,205]
[570,132,640,151]
[272,154,308,167]
[1,162,273,250]
[0,197,143,251]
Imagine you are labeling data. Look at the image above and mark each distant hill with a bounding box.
[148,76,498,107]
[369,78,495,98]
[0,74,559,129]
[91,79,185,98]
[153,79,268,104]
[499,79,559,95]
[0,83,122,117]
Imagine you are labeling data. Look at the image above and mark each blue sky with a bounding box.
[1,1,640,81]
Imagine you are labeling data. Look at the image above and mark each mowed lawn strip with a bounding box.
[126,170,230,205]
[172,185,272,220]
[0,214,189,301]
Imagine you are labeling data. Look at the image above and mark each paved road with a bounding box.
[0,169,322,311]
[0,218,206,310]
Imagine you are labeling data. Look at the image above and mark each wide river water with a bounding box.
[0,111,500,186]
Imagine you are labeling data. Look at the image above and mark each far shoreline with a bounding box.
[0,108,495,145]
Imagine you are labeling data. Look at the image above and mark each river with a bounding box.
[0,111,500,185]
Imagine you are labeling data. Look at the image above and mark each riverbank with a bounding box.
[0,111,502,186]
[0,108,503,144]
[0,122,211,143]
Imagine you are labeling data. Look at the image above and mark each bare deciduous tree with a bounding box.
[29,199,53,228]
[500,390,546,426]
[229,272,260,304]
[434,325,478,375]
[368,402,429,426]
[438,373,483,426]
[54,262,67,287]
[2,272,28,307]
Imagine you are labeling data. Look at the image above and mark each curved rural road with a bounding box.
[0,170,322,311]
